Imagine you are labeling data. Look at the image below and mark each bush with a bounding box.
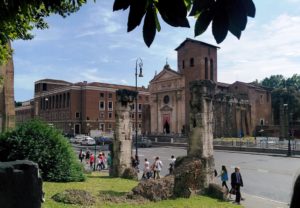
[0,119,85,182]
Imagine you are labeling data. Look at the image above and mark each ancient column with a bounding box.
[0,42,15,132]
[174,80,217,197]
[110,89,137,178]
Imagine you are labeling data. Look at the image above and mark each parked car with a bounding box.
[133,137,152,148]
[80,136,96,146]
[94,137,113,145]
[73,134,86,144]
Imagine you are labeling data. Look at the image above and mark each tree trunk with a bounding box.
[0,41,15,132]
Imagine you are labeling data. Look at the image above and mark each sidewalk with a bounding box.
[240,193,289,208]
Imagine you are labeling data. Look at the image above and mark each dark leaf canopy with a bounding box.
[113,0,256,46]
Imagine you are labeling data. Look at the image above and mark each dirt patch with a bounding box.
[52,189,95,205]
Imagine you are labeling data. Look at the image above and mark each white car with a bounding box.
[80,136,96,146]
[73,134,85,144]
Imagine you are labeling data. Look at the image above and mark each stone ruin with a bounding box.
[173,80,217,197]
[110,89,138,179]
[0,160,44,208]
[129,80,226,201]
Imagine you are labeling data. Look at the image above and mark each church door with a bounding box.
[162,114,171,134]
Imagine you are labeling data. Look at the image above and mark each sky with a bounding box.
[12,0,300,101]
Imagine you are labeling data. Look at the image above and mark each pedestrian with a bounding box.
[231,166,244,205]
[89,153,95,170]
[96,153,102,170]
[153,156,163,179]
[78,149,85,163]
[290,174,300,208]
[220,165,229,191]
[100,153,106,170]
[169,155,176,174]
[142,158,151,179]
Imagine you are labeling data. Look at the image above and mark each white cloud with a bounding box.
[217,14,300,83]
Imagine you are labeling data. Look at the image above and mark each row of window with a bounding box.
[99,101,143,111]
[40,93,70,110]
[74,112,142,120]
[98,123,142,131]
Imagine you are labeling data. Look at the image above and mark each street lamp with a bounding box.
[135,58,143,160]
[283,103,292,156]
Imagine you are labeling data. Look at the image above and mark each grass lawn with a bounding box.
[43,172,242,208]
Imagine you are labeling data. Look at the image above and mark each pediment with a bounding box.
[150,68,182,83]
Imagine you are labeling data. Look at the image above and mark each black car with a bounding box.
[94,137,113,145]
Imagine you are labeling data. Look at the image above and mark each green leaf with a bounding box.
[189,0,214,16]
[127,0,147,32]
[212,8,229,44]
[194,10,213,37]
[228,23,241,39]
[157,0,190,27]
[113,0,131,11]
[242,0,256,18]
[143,5,157,47]
[227,0,247,31]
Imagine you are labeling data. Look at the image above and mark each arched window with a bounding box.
[210,59,214,80]
[205,58,208,79]
[182,60,185,69]
[190,58,194,67]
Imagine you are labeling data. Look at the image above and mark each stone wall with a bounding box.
[0,160,43,208]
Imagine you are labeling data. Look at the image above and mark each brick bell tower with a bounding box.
[0,42,15,132]
[175,38,219,133]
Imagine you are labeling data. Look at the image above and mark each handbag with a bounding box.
[229,188,236,195]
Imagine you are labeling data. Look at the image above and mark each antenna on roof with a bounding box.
[166,57,168,65]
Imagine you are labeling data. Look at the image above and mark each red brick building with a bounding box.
[16,79,150,135]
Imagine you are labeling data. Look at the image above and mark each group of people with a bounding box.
[140,155,176,180]
[218,165,244,205]
[78,149,112,170]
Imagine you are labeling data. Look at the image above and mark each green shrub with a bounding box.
[0,119,85,182]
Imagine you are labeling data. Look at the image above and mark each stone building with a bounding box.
[0,42,15,132]
[16,79,150,135]
[149,38,272,137]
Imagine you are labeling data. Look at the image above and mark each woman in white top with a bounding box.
[142,158,150,179]
[154,156,163,179]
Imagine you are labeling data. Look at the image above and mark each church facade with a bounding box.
[149,38,272,137]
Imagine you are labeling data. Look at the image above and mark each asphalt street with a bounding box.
[135,146,300,204]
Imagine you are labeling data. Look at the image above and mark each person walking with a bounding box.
[220,165,229,191]
[78,149,85,163]
[231,166,244,205]
[153,156,163,179]
[142,158,151,179]
[169,155,176,174]
[89,153,95,170]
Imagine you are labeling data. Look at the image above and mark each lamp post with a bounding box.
[135,58,143,160]
[283,104,292,156]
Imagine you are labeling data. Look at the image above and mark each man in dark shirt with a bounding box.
[231,166,244,204]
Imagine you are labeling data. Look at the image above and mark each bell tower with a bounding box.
[175,38,219,133]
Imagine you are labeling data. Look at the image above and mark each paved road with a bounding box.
[135,146,300,204]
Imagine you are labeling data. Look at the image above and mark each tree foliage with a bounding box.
[113,0,256,47]
[260,74,300,125]
[0,119,85,182]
